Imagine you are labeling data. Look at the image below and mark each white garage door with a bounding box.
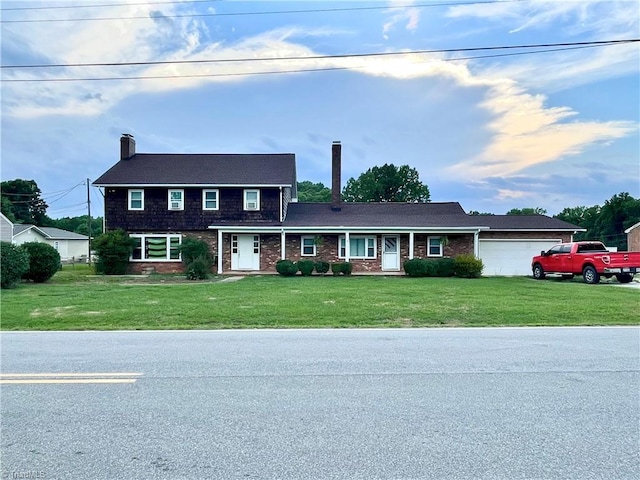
[479,239,561,276]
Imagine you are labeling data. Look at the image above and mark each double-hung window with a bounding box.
[301,236,316,256]
[168,189,184,210]
[130,234,181,261]
[128,189,144,210]
[244,190,260,211]
[202,189,219,210]
[427,236,443,257]
[339,236,376,259]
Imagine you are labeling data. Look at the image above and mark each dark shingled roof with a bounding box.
[285,202,481,228]
[473,215,583,231]
[93,153,296,186]
[284,203,582,230]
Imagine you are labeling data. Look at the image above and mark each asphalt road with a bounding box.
[1,327,638,480]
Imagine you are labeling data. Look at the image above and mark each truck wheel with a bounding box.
[583,266,600,284]
[616,274,633,284]
[532,264,545,280]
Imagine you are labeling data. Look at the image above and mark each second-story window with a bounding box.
[168,189,184,210]
[128,189,144,210]
[244,189,260,211]
[202,189,219,211]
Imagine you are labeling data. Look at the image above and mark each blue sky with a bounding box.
[1,0,639,219]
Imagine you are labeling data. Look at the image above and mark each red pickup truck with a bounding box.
[531,241,640,284]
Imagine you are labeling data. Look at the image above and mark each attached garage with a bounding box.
[479,238,562,276]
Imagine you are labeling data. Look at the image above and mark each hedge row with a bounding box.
[1,241,61,288]
[276,260,351,276]
[404,255,483,278]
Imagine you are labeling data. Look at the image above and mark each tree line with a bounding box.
[1,179,104,236]
[3,169,639,250]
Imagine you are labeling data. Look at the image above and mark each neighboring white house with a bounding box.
[2,214,90,261]
[0,213,13,243]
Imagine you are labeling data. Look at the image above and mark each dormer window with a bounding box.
[244,189,260,211]
[168,189,184,210]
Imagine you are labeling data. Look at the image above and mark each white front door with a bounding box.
[231,235,260,271]
[382,236,400,271]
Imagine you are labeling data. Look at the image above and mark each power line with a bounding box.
[3,39,631,70]
[0,0,219,11]
[1,41,635,83]
[0,1,521,23]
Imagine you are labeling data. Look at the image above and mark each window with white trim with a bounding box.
[130,234,181,261]
[339,236,376,259]
[202,189,219,210]
[301,236,316,256]
[244,189,260,211]
[168,189,184,210]
[128,189,144,210]
[427,236,443,257]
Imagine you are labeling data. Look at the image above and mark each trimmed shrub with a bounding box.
[297,260,315,276]
[331,262,353,276]
[1,242,30,289]
[21,242,61,283]
[276,259,298,276]
[314,260,330,274]
[93,229,137,275]
[342,262,353,276]
[404,258,427,277]
[179,237,212,265]
[431,257,455,277]
[186,256,210,280]
[331,263,342,276]
[454,254,484,278]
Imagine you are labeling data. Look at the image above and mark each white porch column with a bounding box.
[474,230,480,257]
[409,232,415,260]
[217,230,223,274]
[345,231,350,262]
[281,230,286,260]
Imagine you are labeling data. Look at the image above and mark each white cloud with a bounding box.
[382,1,421,39]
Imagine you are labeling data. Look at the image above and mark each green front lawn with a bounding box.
[1,268,638,330]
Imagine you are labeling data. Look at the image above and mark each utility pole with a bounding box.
[87,178,91,265]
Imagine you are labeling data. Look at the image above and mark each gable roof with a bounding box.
[624,221,640,234]
[93,153,297,187]
[283,203,582,231]
[13,224,88,240]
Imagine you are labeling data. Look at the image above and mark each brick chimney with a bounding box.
[120,134,135,160]
[331,141,341,211]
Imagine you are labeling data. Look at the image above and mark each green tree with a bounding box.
[44,216,104,236]
[1,196,16,222]
[93,229,136,275]
[506,207,547,215]
[594,193,640,250]
[468,211,495,216]
[554,193,640,250]
[342,164,430,203]
[555,205,601,242]
[297,181,331,202]
[1,179,49,224]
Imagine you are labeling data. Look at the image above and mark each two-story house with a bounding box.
[94,135,582,276]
